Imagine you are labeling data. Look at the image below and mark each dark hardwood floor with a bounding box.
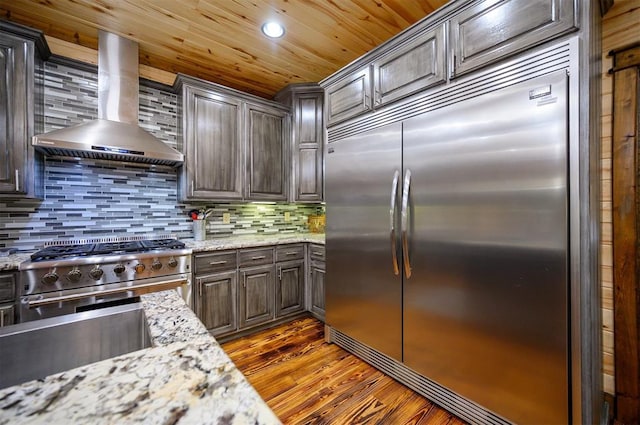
[222,316,467,425]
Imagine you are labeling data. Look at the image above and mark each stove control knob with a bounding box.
[113,264,126,275]
[89,266,104,280]
[151,259,162,271]
[167,257,178,268]
[134,263,146,274]
[41,272,58,285]
[66,268,82,283]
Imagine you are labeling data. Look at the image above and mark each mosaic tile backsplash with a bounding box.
[0,62,323,252]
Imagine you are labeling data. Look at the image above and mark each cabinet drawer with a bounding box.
[276,244,305,262]
[194,251,237,275]
[0,274,16,304]
[238,247,274,267]
[450,0,576,77]
[309,244,325,261]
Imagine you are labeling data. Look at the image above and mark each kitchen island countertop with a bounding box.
[0,290,282,425]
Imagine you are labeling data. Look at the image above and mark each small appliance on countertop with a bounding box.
[18,236,192,322]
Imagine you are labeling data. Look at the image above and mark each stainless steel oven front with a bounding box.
[18,239,192,323]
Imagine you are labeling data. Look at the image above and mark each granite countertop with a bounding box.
[0,290,282,425]
[0,252,31,272]
[187,232,325,252]
[0,233,325,272]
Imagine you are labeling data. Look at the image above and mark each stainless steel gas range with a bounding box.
[18,237,192,322]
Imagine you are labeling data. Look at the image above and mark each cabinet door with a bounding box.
[0,34,29,194]
[450,0,576,77]
[372,24,446,107]
[276,259,304,317]
[293,92,324,202]
[0,304,14,327]
[245,104,288,200]
[309,260,325,321]
[326,67,372,126]
[182,86,243,200]
[0,273,16,304]
[239,264,275,329]
[197,270,237,336]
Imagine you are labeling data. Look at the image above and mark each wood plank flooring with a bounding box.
[222,316,467,425]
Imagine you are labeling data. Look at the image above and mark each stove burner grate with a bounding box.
[30,239,186,262]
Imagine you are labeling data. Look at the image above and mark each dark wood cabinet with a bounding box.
[372,23,445,108]
[193,243,325,337]
[177,79,243,201]
[276,258,305,318]
[196,270,237,336]
[239,264,275,329]
[0,21,48,199]
[308,244,325,321]
[193,250,238,337]
[275,84,325,202]
[0,273,16,327]
[326,66,372,126]
[245,103,288,201]
[449,0,576,77]
[176,74,290,202]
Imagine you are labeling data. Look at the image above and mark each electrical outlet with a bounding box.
[284,212,291,222]
[222,213,231,224]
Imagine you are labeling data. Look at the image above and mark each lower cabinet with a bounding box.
[239,264,275,329]
[197,270,237,336]
[0,273,16,327]
[309,260,325,321]
[276,259,305,317]
[193,242,325,339]
[308,244,325,321]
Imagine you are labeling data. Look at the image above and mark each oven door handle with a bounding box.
[25,278,187,308]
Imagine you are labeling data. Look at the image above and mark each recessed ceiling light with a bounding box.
[261,21,285,38]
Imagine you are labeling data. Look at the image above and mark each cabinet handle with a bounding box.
[15,170,19,192]
[284,252,298,256]
[197,278,202,297]
[191,180,194,196]
[209,260,227,265]
[278,267,282,280]
[0,310,4,327]
[251,255,266,260]
[242,273,246,288]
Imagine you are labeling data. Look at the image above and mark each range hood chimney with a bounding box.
[33,31,183,167]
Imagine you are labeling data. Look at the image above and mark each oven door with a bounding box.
[19,274,189,322]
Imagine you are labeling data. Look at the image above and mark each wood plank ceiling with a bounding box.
[0,0,451,99]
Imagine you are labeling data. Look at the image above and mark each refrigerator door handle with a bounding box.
[390,170,400,275]
[401,169,412,278]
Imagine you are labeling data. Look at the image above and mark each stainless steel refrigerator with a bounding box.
[326,70,569,424]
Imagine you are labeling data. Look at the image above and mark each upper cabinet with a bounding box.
[372,24,445,107]
[245,102,288,201]
[0,21,49,199]
[450,0,577,77]
[275,84,325,202]
[180,84,243,200]
[322,0,577,127]
[325,67,372,126]
[175,75,290,202]
[325,23,445,127]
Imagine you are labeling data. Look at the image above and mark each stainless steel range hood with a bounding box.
[33,31,183,167]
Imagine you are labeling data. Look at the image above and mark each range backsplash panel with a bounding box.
[0,62,323,252]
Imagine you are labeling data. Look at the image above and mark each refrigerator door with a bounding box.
[326,123,403,361]
[402,71,569,424]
